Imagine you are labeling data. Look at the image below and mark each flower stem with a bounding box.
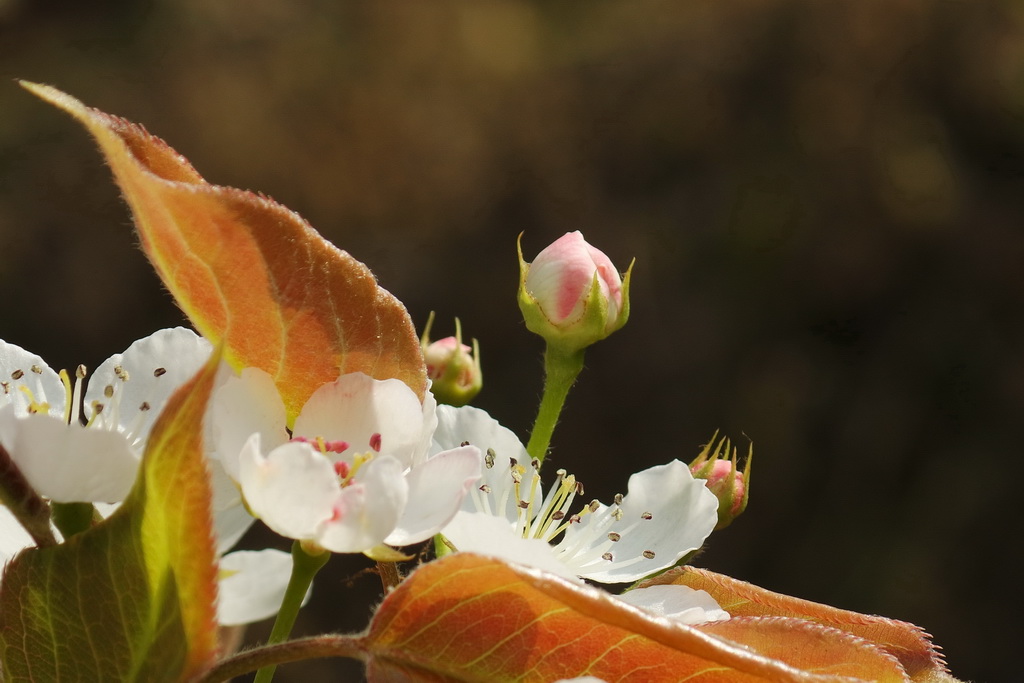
[525,344,586,465]
[51,502,94,539]
[253,540,331,683]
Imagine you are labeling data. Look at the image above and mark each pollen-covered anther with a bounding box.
[11,369,24,380]
[641,511,653,520]
[601,552,614,561]
[607,532,621,542]
[613,493,623,505]
[588,500,600,513]
[612,508,623,521]
[153,367,167,378]
[642,550,656,559]
[479,484,491,493]
[76,364,87,380]
[30,365,42,374]
[510,468,523,485]
[114,365,128,381]
[484,448,496,468]
[569,514,581,524]
[333,461,351,479]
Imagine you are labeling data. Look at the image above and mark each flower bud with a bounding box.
[689,433,751,530]
[518,231,633,353]
[420,314,482,406]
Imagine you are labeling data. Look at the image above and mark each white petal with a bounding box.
[294,373,424,467]
[238,437,340,542]
[383,446,481,546]
[432,405,529,523]
[0,505,35,565]
[441,511,578,582]
[207,367,289,483]
[616,585,730,625]
[208,461,255,555]
[217,549,301,626]
[0,406,139,503]
[0,339,65,418]
[556,460,718,584]
[86,328,213,448]
[316,456,408,553]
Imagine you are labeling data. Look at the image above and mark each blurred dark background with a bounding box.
[2,0,1021,680]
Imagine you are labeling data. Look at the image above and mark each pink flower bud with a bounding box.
[517,232,632,352]
[420,315,482,407]
[689,433,751,530]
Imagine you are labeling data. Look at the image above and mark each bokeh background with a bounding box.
[2,0,1022,680]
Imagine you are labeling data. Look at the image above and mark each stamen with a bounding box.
[641,512,653,520]
[153,367,167,378]
[607,532,620,542]
[643,550,656,559]
[484,448,495,468]
[11,369,24,380]
[70,365,87,426]
[334,461,351,479]
[30,365,42,374]
[602,552,613,561]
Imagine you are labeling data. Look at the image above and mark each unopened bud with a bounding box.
[689,432,751,530]
[420,313,482,406]
[517,231,632,353]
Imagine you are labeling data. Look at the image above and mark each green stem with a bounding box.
[253,541,331,683]
[51,502,95,539]
[525,345,586,465]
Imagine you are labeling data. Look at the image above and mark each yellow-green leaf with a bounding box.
[0,350,222,682]
[21,81,427,423]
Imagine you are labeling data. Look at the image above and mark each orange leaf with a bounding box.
[361,553,910,682]
[639,566,951,683]
[22,82,427,422]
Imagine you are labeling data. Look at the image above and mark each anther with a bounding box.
[641,512,653,520]
[334,461,351,479]
[76,364,87,379]
[460,440,470,447]
[613,493,623,505]
[484,449,496,468]
[509,457,518,468]
[569,514,581,524]
[531,459,540,470]
[153,367,167,378]
[588,500,600,512]
[31,365,42,374]
[93,402,105,414]
[612,509,623,521]
[479,484,491,493]
[369,433,382,452]
[551,510,565,520]
[575,481,585,495]
[518,500,530,509]
[608,532,621,542]
[601,552,614,561]
[11,369,24,380]
[1,382,9,394]
[104,385,114,398]
[139,402,151,411]
[643,550,656,559]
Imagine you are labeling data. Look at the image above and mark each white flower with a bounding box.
[0,328,212,502]
[0,328,287,625]
[433,405,721,584]
[208,369,482,554]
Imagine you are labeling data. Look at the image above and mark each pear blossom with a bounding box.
[0,328,290,625]
[433,404,720,584]
[0,328,212,502]
[207,369,482,555]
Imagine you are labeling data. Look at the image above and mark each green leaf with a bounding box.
[0,351,222,682]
